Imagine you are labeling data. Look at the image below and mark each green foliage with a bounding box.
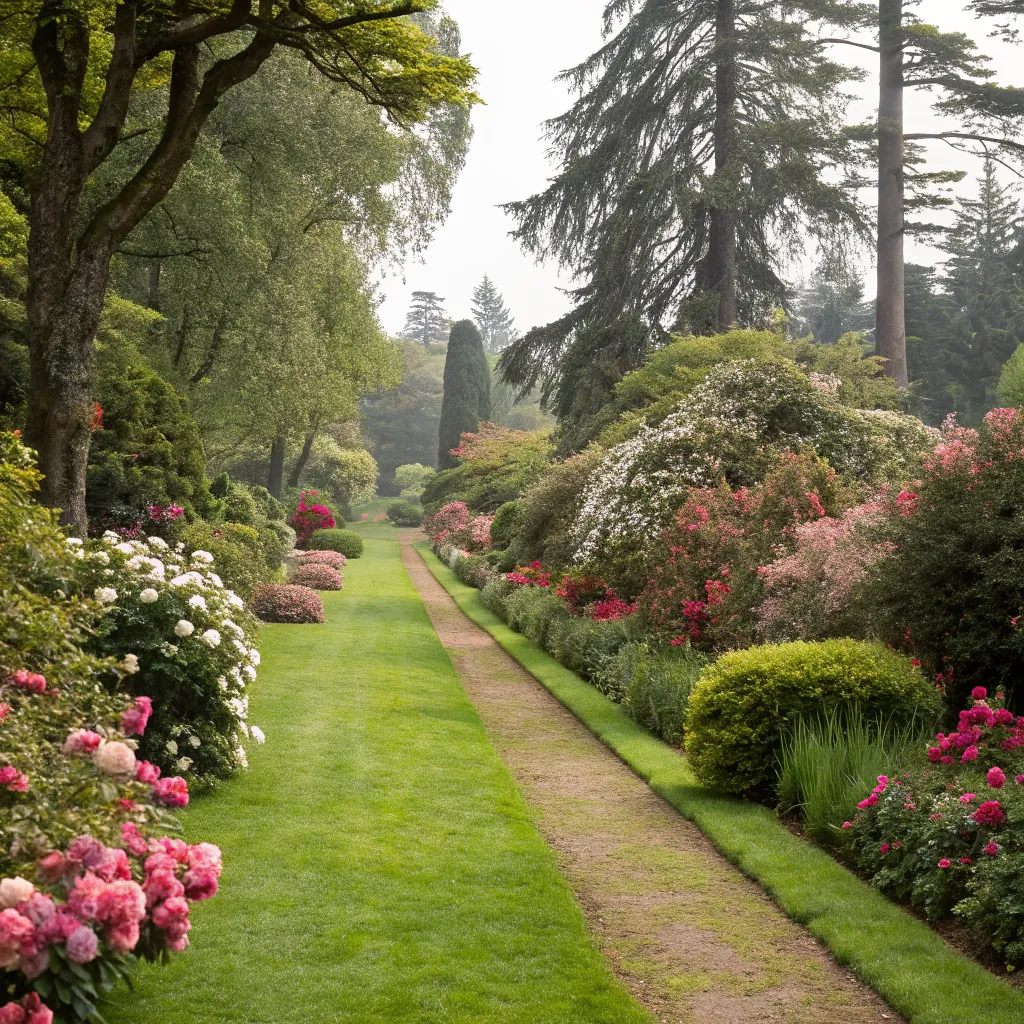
[604,642,706,745]
[87,363,217,529]
[547,614,634,684]
[300,437,379,512]
[394,462,436,499]
[452,553,491,589]
[777,710,928,846]
[489,500,524,551]
[472,275,516,354]
[502,587,572,649]
[179,521,273,602]
[480,575,517,619]
[308,528,364,559]
[998,343,1024,409]
[386,500,422,527]
[438,320,491,470]
[685,640,943,798]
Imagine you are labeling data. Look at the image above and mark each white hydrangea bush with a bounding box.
[74,532,265,789]
[574,360,938,565]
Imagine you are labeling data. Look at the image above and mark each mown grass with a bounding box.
[415,542,1024,1024]
[105,533,650,1024]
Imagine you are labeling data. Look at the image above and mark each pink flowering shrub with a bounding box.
[422,501,471,548]
[252,584,325,624]
[871,408,1024,706]
[290,563,343,592]
[505,561,552,588]
[289,491,336,548]
[294,549,347,570]
[846,685,1024,964]
[641,451,852,651]
[756,498,894,642]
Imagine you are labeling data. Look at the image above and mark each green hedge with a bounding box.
[308,528,364,558]
[685,640,944,798]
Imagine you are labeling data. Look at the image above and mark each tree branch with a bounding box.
[905,131,1024,154]
[139,0,253,62]
[815,37,881,54]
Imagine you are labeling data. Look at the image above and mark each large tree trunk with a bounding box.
[287,429,318,489]
[876,0,908,387]
[267,436,287,498]
[707,0,738,331]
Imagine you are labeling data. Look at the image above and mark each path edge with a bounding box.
[413,541,1024,1024]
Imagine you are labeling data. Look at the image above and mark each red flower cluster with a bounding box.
[146,505,184,523]
[289,492,336,547]
[556,574,608,611]
[590,594,637,621]
[505,561,551,588]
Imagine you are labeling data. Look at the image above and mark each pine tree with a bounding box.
[402,291,450,347]
[497,0,871,401]
[471,276,517,353]
[438,320,491,469]
[792,259,874,345]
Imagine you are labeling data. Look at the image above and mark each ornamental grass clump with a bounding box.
[685,639,943,798]
[290,562,343,591]
[845,686,1024,964]
[72,533,263,790]
[252,585,325,624]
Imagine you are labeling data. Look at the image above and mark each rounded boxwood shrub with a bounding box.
[308,527,364,558]
[685,639,944,798]
[291,562,343,591]
[386,499,422,527]
[252,584,325,624]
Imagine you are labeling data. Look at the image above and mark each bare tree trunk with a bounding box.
[267,436,287,498]
[876,0,908,387]
[287,429,318,489]
[706,0,738,331]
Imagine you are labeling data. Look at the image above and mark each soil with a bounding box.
[401,541,903,1024]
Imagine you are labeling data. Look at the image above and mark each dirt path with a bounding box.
[401,541,900,1024]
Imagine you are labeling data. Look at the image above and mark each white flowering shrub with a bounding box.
[74,533,265,790]
[574,360,937,569]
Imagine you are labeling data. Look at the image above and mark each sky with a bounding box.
[376,1,1024,339]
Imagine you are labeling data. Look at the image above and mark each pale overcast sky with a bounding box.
[376,1,1024,339]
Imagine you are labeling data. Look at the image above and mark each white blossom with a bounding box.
[115,542,135,555]
[89,550,110,565]
[200,628,221,648]
[250,726,265,745]
[174,619,195,637]
[191,550,214,565]
[188,735,201,748]
[65,537,83,547]
[166,739,178,755]
[123,654,140,674]
[94,587,118,605]
[189,594,208,611]
[139,588,159,604]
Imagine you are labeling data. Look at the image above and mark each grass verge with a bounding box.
[104,534,651,1024]
[415,541,1024,1024]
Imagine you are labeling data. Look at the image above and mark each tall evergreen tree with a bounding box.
[402,291,450,347]
[826,3,1024,387]
[438,320,490,469]
[497,0,871,401]
[471,275,516,352]
[792,258,874,344]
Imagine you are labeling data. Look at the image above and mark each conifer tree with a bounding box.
[792,258,874,345]
[471,275,517,353]
[497,0,871,400]
[403,291,450,347]
[438,320,491,469]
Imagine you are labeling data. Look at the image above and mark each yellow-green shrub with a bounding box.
[685,639,942,798]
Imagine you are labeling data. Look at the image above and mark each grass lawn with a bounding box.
[104,530,649,1024]
[414,542,1024,1024]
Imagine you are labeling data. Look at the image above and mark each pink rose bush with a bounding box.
[290,562,343,592]
[252,584,325,624]
[846,686,1024,964]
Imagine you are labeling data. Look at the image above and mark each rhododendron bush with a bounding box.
[846,686,1024,964]
[423,501,494,555]
[72,534,264,790]
[641,452,851,649]
[290,562,343,591]
[288,491,335,547]
[0,433,222,1021]
[871,409,1024,706]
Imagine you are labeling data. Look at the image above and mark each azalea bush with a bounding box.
[290,562,343,591]
[422,501,470,547]
[640,451,852,645]
[872,409,1024,707]
[289,491,335,548]
[72,533,264,791]
[252,585,325,624]
[846,685,1024,963]
[293,549,346,570]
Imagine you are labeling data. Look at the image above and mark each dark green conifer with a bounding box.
[438,320,491,469]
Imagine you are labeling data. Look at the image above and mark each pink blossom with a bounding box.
[959,793,976,804]
[61,729,103,756]
[879,843,890,854]
[984,841,1000,856]
[35,854,65,884]
[959,857,973,865]
[65,926,99,964]
[120,696,153,736]
[0,909,34,969]
[0,766,28,792]
[121,823,148,857]
[971,686,988,700]
[39,912,80,945]
[937,858,952,869]
[143,867,184,908]
[961,745,979,763]
[927,747,942,762]
[152,776,189,808]
[841,821,852,829]
[135,760,161,784]
[18,895,54,929]
[151,896,191,951]
[182,870,218,902]
[188,843,223,878]
[988,766,1006,789]
[973,800,1005,826]
[6,671,46,693]
[857,793,879,809]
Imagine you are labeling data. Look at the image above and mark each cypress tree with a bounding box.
[497,0,871,400]
[438,320,491,469]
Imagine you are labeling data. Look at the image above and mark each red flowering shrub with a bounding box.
[872,409,1024,706]
[556,572,609,612]
[251,585,325,624]
[641,451,851,651]
[505,561,552,588]
[846,685,1024,963]
[289,491,335,548]
[290,563,343,592]
[590,594,637,621]
[293,550,347,570]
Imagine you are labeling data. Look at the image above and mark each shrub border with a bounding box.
[413,541,1024,1024]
